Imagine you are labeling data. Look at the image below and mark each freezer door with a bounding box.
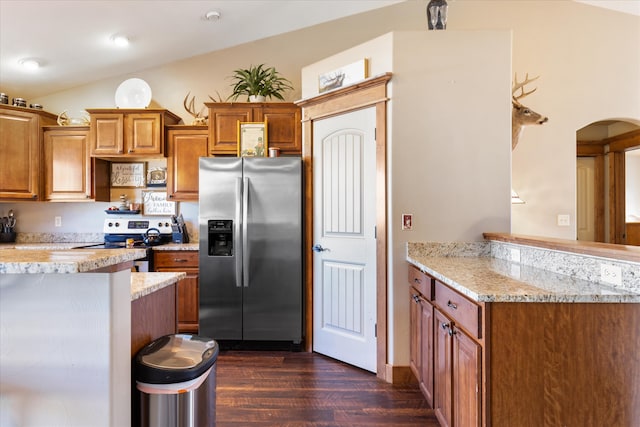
[199,157,243,340]
[242,157,302,341]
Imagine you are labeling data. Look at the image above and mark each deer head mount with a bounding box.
[512,73,548,149]
[183,92,223,125]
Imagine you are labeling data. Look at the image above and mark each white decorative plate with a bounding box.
[115,78,152,108]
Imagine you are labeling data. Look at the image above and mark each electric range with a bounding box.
[75,217,174,271]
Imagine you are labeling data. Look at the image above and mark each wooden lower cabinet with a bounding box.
[409,287,434,407]
[410,263,640,427]
[154,251,199,333]
[410,265,481,427]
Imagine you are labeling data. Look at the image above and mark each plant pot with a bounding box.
[249,95,266,103]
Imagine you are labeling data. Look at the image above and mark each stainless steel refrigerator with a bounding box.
[198,157,302,344]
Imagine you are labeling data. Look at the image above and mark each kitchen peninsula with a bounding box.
[0,248,184,427]
[406,234,640,427]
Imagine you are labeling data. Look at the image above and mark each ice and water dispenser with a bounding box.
[208,220,233,256]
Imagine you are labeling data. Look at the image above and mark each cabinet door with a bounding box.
[420,296,434,407]
[166,128,208,201]
[0,109,40,200]
[154,251,199,333]
[91,113,124,155]
[453,327,482,427]
[409,288,422,381]
[434,308,453,427]
[126,113,162,155]
[177,269,199,333]
[209,105,252,154]
[256,104,301,154]
[44,128,92,201]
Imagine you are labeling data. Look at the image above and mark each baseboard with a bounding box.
[385,364,418,384]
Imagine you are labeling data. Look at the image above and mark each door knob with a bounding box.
[312,244,329,253]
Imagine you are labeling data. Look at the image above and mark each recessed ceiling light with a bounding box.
[19,58,40,71]
[204,10,221,21]
[110,34,130,47]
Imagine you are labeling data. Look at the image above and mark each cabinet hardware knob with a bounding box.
[174,259,187,262]
[414,277,422,284]
[128,149,134,153]
[32,194,37,199]
[412,294,420,303]
[447,300,458,310]
[441,322,450,330]
[448,327,456,337]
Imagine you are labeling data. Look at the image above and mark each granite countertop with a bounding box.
[153,243,199,251]
[407,255,640,303]
[131,272,186,300]
[0,248,147,274]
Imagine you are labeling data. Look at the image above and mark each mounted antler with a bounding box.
[512,73,548,149]
[183,92,209,125]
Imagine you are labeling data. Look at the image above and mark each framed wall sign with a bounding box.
[318,58,369,93]
[110,162,146,187]
[142,191,176,216]
[238,121,268,157]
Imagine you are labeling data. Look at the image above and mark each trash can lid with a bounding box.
[135,334,219,384]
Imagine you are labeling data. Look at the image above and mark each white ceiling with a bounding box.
[1,0,637,100]
[0,0,403,99]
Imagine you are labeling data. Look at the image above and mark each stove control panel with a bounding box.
[103,217,173,234]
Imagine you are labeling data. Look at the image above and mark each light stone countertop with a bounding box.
[0,242,102,250]
[152,243,199,251]
[131,272,186,300]
[0,248,147,274]
[407,255,640,303]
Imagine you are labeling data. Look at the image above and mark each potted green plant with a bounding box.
[228,64,294,102]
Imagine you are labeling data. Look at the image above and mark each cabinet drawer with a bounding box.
[434,280,480,339]
[154,251,198,268]
[408,265,433,299]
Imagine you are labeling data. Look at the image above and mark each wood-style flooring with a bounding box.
[215,350,439,426]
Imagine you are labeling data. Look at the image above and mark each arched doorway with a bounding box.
[577,119,640,244]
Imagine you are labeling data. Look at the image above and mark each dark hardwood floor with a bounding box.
[215,350,439,426]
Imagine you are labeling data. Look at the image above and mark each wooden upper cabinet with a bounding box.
[257,104,301,154]
[207,102,301,155]
[87,109,180,158]
[208,105,252,155]
[43,126,92,201]
[0,106,57,201]
[166,126,209,201]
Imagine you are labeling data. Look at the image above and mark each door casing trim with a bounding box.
[296,73,392,380]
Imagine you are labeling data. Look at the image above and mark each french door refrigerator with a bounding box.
[199,157,302,344]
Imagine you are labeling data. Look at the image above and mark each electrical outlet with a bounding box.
[600,264,622,286]
[54,216,62,227]
[510,248,521,263]
[557,214,570,226]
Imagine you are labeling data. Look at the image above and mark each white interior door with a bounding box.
[312,107,377,372]
[577,157,596,241]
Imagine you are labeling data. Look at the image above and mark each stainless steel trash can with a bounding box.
[135,334,219,427]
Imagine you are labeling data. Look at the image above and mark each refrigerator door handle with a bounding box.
[235,177,243,288]
[242,177,250,288]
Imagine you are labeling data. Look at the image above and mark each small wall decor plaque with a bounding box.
[318,59,369,93]
[142,191,176,216]
[111,162,146,187]
[147,167,167,187]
